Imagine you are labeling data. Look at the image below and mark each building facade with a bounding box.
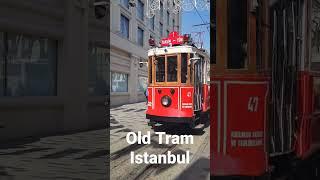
[0,0,108,141]
[110,0,182,106]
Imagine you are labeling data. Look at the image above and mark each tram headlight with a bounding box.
[161,96,172,107]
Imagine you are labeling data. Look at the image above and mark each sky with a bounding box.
[181,4,210,53]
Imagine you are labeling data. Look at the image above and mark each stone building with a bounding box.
[0,0,108,141]
[110,0,182,106]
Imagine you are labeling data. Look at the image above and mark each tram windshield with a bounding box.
[181,53,188,83]
[155,55,179,83]
[167,56,177,82]
[149,53,196,85]
[155,56,165,82]
[151,54,186,84]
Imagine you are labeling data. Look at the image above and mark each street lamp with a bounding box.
[139,59,148,68]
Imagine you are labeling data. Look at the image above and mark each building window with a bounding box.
[120,14,129,39]
[160,1,164,21]
[159,23,163,37]
[120,0,129,9]
[137,0,144,21]
[167,11,170,26]
[172,19,175,31]
[88,45,108,96]
[137,27,144,46]
[149,16,155,30]
[138,76,147,92]
[111,72,128,92]
[0,32,57,96]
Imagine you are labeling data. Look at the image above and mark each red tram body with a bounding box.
[211,0,320,179]
[211,75,269,176]
[146,32,210,129]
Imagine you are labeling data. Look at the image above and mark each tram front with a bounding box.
[146,32,209,129]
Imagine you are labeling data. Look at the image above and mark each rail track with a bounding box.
[110,103,210,180]
[110,124,209,180]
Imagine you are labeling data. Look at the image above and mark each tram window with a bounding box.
[181,53,188,83]
[148,57,152,84]
[155,56,165,82]
[167,56,177,82]
[199,55,204,80]
[228,0,247,69]
[314,79,320,111]
[190,54,193,83]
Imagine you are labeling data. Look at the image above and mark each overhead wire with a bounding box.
[191,1,210,34]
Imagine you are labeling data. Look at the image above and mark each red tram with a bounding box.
[146,32,210,129]
[211,0,320,179]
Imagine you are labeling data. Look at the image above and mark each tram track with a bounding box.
[132,143,180,180]
[110,125,179,180]
[134,133,210,180]
[110,128,210,180]
[110,133,171,169]
[111,142,177,180]
[110,102,210,180]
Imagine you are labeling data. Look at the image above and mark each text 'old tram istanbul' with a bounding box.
[211,0,320,179]
[146,31,210,129]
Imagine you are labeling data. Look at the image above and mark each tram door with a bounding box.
[193,58,202,112]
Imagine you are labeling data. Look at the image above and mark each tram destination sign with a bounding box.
[160,32,186,47]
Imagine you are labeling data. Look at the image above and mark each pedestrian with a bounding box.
[144,86,148,105]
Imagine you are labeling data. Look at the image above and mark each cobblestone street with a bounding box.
[110,102,210,180]
[0,129,108,180]
[0,102,210,180]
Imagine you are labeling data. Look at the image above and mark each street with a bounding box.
[0,128,108,180]
[0,102,210,180]
[110,102,210,180]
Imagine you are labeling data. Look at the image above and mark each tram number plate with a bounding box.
[247,97,259,112]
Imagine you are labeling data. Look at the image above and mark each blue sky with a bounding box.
[181,7,210,53]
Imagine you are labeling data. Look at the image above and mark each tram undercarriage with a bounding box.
[147,110,209,130]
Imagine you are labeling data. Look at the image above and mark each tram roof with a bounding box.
[148,45,209,59]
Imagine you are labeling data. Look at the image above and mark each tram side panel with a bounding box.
[295,72,315,158]
[202,84,210,112]
[211,77,269,176]
[210,81,219,172]
[180,86,194,116]
[147,87,153,108]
